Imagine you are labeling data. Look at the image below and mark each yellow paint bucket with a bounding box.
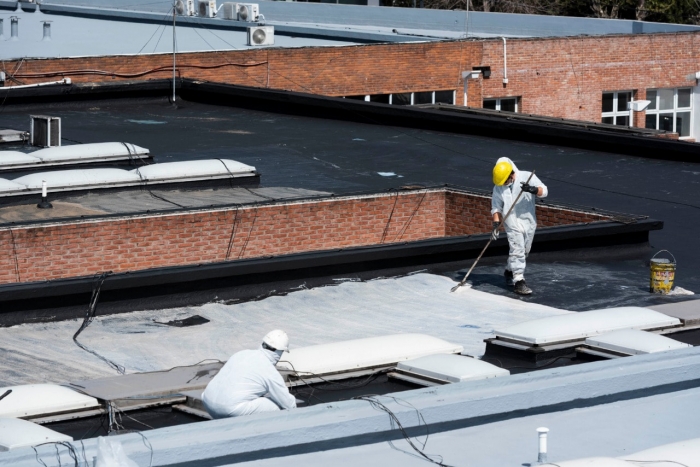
[650,250,676,294]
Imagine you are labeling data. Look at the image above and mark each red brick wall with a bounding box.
[5,32,698,126]
[0,189,610,285]
[444,191,610,236]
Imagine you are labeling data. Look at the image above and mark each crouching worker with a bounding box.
[202,330,296,419]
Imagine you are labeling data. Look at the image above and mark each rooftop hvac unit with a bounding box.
[30,115,61,148]
[198,0,217,17]
[236,3,259,22]
[185,0,196,15]
[247,25,273,46]
[221,2,237,19]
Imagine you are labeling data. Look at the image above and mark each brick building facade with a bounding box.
[6,32,700,139]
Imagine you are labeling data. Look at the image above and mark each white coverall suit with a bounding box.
[491,157,548,283]
[202,346,296,419]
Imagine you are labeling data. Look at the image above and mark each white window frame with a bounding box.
[601,91,632,126]
[645,87,693,139]
[483,97,519,112]
[345,91,456,106]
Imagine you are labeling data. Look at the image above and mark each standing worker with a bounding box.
[202,329,296,419]
[491,157,548,295]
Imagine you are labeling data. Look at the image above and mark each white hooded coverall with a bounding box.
[201,346,296,419]
[491,157,548,283]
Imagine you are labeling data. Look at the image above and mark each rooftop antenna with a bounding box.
[173,0,185,104]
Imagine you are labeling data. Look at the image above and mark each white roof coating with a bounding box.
[585,329,692,356]
[276,334,463,376]
[0,274,566,387]
[133,159,255,181]
[0,418,72,452]
[621,437,700,466]
[13,168,141,189]
[541,459,631,466]
[30,142,149,161]
[396,354,509,383]
[0,384,99,418]
[494,307,681,345]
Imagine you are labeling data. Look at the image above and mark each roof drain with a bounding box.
[10,16,18,41]
[42,21,52,41]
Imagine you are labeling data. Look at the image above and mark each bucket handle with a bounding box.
[651,249,676,264]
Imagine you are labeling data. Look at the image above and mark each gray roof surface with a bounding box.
[1,0,698,60]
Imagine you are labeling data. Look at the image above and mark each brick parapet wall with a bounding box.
[4,32,698,126]
[444,191,611,236]
[0,189,611,285]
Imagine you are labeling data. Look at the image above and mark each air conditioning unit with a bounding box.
[185,0,196,15]
[30,115,61,147]
[198,0,217,17]
[237,3,259,22]
[247,25,273,46]
[221,2,237,19]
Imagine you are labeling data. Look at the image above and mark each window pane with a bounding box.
[646,90,657,110]
[678,89,691,108]
[602,116,614,124]
[645,114,657,129]
[500,98,517,112]
[369,94,390,104]
[659,113,674,132]
[659,89,674,110]
[391,93,411,105]
[345,95,367,101]
[483,99,497,110]
[413,92,433,105]
[602,93,614,113]
[615,115,629,126]
[434,91,454,105]
[676,111,691,137]
[617,92,631,112]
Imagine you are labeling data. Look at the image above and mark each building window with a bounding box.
[344,91,455,106]
[483,97,519,112]
[601,91,632,126]
[645,88,692,138]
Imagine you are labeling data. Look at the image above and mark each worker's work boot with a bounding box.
[514,280,532,295]
[504,269,514,285]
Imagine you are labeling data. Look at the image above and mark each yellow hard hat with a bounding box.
[492,161,513,186]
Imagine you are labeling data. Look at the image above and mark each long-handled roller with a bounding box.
[450,171,535,293]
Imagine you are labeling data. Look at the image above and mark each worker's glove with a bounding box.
[491,222,500,241]
[520,182,539,195]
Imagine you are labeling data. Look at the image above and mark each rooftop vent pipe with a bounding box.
[10,16,18,41]
[536,427,549,464]
[42,21,52,41]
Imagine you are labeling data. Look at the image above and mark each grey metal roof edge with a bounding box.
[4,346,700,466]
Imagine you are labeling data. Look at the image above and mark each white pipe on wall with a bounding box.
[502,37,508,85]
